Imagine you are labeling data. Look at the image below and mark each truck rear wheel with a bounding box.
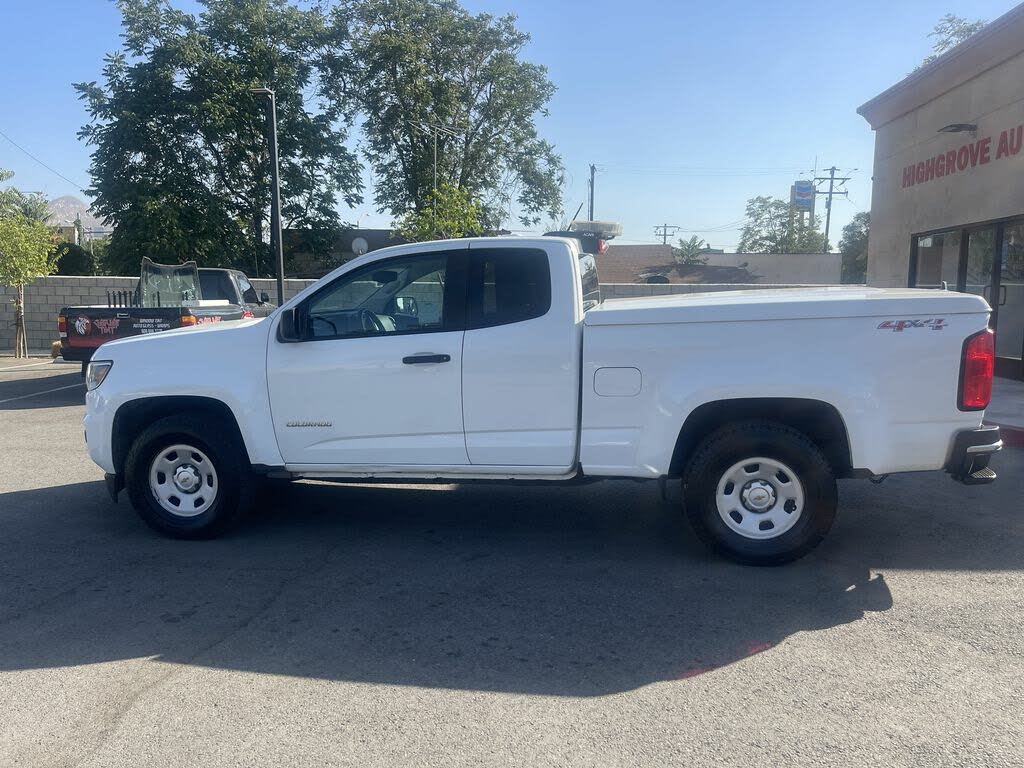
[682,421,836,565]
[124,414,249,538]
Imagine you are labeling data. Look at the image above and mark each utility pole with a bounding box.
[249,87,284,305]
[412,122,462,232]
[813,166,850,254]
[588,164,596,220]
[654,223,680,246]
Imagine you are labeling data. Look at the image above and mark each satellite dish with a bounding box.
[352,236,369,256]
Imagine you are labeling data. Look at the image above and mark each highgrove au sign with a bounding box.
[901,123,1023,189]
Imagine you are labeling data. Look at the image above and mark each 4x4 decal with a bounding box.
[877,318,947,332]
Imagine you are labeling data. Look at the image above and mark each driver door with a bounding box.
[267,245,469,467]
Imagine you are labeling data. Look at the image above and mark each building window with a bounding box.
[913,230,960,288]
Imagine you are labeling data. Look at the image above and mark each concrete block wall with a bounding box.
[1,276,843,353]
[0,277,316,353]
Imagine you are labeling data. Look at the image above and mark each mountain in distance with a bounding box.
[46,195,103,229]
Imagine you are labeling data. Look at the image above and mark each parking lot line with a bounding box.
[0,360,58,372]
[0,383,83,405]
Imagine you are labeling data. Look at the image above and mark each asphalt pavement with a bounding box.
[1,357,1022,767]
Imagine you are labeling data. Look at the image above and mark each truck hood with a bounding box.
[101,316,265,350]
[585,287,991,326]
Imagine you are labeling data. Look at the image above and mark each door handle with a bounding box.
[402,354,451,365]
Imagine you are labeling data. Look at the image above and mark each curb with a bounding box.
[986,421,1024,449]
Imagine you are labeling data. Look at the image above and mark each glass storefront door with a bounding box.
[912,218,1024,379]
[964,228,996,303]
[998,223,1024,375]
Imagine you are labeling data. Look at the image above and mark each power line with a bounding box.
[0,127,87,191]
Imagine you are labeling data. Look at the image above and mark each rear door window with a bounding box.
[466,248,551,328]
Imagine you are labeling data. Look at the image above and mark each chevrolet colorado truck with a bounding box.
[59,258,274,370]
[82,235,1002,564]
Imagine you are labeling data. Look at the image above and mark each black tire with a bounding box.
[124,413,250,539]
[682,420,837,565]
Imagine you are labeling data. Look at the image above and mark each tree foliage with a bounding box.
[392,183,483,242]
[919,14,987,68]
[673,235,708,265]
[0,171,51,223]
[54,242,96,275]
[75,0,362,277]
[0,211,58,356]
[737,196,824,253]
[0,216,56,289]
[839,211,869,284]
[327,0,563,227]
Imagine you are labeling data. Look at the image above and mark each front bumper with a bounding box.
[945,425,1002,485]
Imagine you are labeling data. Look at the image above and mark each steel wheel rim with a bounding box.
[715,456,805,540]
[148,443,219,518]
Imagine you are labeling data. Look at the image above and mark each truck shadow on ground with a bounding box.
[0,370,84,410]
[0,459,1019,696]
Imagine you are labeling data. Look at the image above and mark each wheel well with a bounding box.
[111,396,248,475]
[669,398,853,479]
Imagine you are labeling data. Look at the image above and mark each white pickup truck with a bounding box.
[83,235,1002,564]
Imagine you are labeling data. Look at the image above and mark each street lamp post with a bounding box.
[249,87,285,306]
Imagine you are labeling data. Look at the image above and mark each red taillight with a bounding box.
[58,315,67,335]
[597,239,608,254]
[959,329,994,410]
[180,315,198,327]
[242,310,255,319]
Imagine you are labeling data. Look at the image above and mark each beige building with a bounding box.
[858,3,1024,378]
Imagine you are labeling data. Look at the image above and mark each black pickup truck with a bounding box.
[59,259,274,369]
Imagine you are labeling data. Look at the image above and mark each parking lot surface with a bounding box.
[1,358,1022,767]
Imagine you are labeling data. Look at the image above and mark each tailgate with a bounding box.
[60,307,186,350]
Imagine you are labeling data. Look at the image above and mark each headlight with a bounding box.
[85,360,113,391]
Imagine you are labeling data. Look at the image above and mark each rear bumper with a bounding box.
[60,345,94,363]
[945,425,1002,485]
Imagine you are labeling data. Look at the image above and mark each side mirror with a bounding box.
[259,291,270,304]
[394,296,419,316]
[277,307,301,342]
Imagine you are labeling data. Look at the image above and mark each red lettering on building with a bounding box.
[901,123,1023,190]
[957,145,970,171]
[978,136,991,164]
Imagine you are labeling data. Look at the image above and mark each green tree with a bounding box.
[0,215,58,356]
[839,212,869,284]
[54,242,96,275]
[673,235,709,265]
[393,183,484,242]
[0,171,50,223]
[326,0,563,227]
[737,196,824,253]
[75,0,362,277]
[919,14,987,68]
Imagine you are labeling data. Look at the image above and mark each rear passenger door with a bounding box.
[460,243,582,468]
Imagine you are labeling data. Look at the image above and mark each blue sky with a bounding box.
[0,0,1016,250]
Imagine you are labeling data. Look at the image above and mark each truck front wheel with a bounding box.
[682,421,837,565]
[124,414,249,538]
